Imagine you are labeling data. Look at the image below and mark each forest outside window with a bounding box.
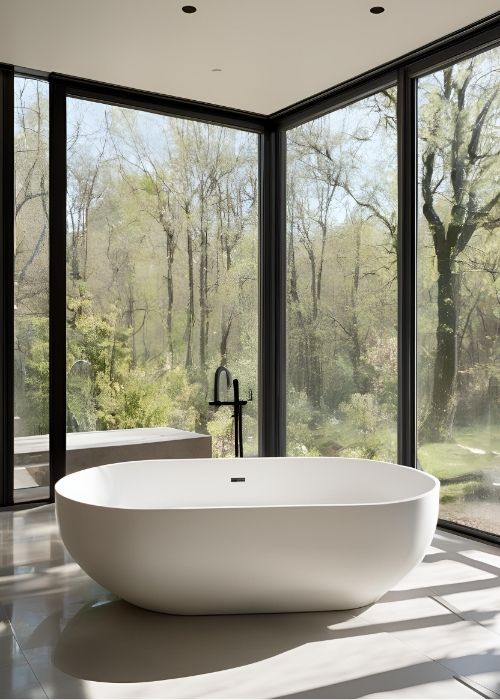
[65,100,259,458]
[286,88,398,460]
[417,45,500,535]
[13,76,50,502]
[2,30,499,545]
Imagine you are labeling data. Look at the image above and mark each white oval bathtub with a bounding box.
[55,457,439,614]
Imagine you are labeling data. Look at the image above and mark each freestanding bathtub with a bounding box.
[55,457,439,614]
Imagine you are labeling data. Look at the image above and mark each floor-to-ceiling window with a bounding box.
[286,88,398,460]
[66,98,259,458]
[2,28,499,546]
[417,45,500,535]
[13,76,50,502]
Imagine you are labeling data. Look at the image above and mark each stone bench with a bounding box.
[14,427,212,488]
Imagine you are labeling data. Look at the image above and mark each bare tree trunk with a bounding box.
[165,228,175,368]
[419,64,499,442]
[184,224,195,371]
[199,219,209,380]
[349,226,362,391]
[127,287,137,369]
[422,255,459,441]
[219,312,233,367]
[71,213,81,281]
[288,224,308,396]
[304,238,322,408]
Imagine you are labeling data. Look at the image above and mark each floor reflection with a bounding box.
[54,600,355,683]
[2,505,500,698]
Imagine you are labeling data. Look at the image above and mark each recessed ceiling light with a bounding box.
[182,5,197,13]
[211,68,222,72]
[370,6,385,13]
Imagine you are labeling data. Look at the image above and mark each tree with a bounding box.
[287,119,343,407]
[14,78,50,438]
[419,54,500,442]
[286,89,398,459]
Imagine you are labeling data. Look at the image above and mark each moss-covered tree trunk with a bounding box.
[419,63,499,442]
[421,254,459,441]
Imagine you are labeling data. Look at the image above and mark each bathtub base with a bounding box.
[129,596,382,616]
[55,457,439,616]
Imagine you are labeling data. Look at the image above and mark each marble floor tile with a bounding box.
[384,615,500,694]
[1,504,499,699]
[433,531,500,557]
[20,631,479,700]
[0,660,47,699]
[327,593,465,639]
[0,620,26,672]
[396,556,496,593]
[437,586,500,637]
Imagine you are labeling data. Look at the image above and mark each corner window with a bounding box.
[286,88,398,460]
[14,77,50,502]
[417,46,500,535]
[66,99,259,458]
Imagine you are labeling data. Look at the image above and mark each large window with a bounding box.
[13,77,50,502]
[66,99,259,457]
[2,29,499,545]
[417,46,500,535]
[286,89,398,460]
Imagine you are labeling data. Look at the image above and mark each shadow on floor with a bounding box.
[40,536,500,686]
[54,600,357,683]
[276,662,485,699]
[52,600,500,696]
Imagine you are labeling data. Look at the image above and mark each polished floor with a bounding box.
[1,505,500,699]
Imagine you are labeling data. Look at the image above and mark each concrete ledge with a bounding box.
[65,428,212,473]
[14,427,212,485]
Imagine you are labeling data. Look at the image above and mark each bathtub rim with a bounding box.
[55,456,440,512]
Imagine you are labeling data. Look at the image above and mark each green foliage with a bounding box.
[286,389,321,456]
[13,58,499,534]
[207,408,235,458]
[68,291,128,378]
[339,393,386,435]
[97,368,198,431]
[66,289,201,434]
[331,393,395,461]
[16,317,50,435]
[419,424,500,506]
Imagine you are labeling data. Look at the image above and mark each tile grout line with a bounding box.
[381,626,484,699]
[8,619,49,699]
[432,593,500,640]
[431,593,474,620]
[24,658,50,700]
[453,674,500,699]
[2,510,500,699]
[380,594,500,700]
[384,626,487,700]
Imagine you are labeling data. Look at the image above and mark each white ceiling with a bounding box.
[1,0,498,115]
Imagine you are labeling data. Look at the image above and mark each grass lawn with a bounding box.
[310,418,498,530]
[307,419,498,507]
[418,424,500,503]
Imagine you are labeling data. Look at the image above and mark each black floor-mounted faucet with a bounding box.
[209,366,252,458]
[213,365,232,404]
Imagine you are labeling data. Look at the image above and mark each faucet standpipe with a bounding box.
[209,366,252,458]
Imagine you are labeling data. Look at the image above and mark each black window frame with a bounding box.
[0,66,15,507]
[0,11,497,547]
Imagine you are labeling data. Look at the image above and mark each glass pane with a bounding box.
[13,77,50,502]
[417,47,500,535]
[286,89,398,459]
[66,100,259,459]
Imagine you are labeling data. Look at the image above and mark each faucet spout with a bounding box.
[213,366,232,403]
